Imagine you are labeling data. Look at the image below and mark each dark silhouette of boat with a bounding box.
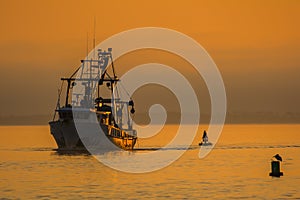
[49,48,137,151]
[199,130,212,146]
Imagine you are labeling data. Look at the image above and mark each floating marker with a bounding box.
[269,154,283,177]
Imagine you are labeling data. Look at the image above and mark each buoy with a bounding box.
[269,154,283,177]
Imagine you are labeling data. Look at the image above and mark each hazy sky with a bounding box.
[0,0,299,118]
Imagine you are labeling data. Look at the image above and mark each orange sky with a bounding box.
[0,0,299,118]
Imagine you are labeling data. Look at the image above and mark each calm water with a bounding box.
[0,124,300,199]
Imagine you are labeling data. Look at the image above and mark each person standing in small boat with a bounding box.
[202,130,209,144]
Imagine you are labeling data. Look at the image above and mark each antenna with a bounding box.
[86,32,89,58]
[93,16,96,59]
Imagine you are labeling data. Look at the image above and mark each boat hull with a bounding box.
[49,120,137,151]
[198,142,213,146]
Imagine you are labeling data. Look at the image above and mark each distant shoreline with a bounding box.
[1,123,300,127]
[0,112,300,126]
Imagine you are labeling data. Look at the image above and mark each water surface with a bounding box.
[0,124,299,199]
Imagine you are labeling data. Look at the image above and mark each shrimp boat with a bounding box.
[49,48,137,152]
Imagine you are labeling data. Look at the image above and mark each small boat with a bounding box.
[49,48,137,152]
[199,130,212,146]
